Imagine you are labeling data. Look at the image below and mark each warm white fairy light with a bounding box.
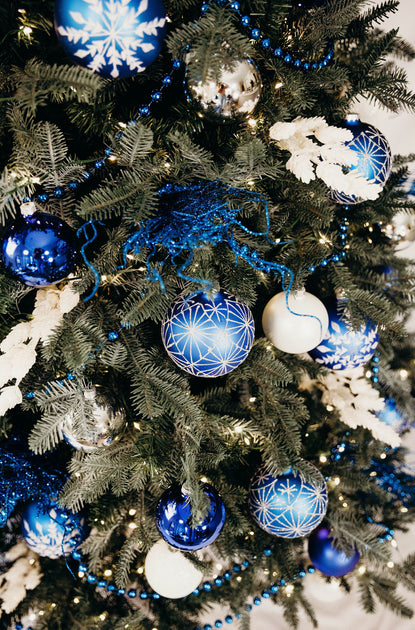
[358,566,366,575]
[400,369,409,381]
[128,522,137,530]
[138,566,144,574]
[275,82,283,90]
[104,569,112,577]
[387,561,394,568]
[326,404,334,412]
[334,477,341,485]
[249,397,256,403]
[200,476,208,483]
[100,613,107,621]
[319,455,327,463]
[129,508,137,516]
[247,118,257,128]
[401,506,408,513]
[380,453,387,460]
[133,421,141,430]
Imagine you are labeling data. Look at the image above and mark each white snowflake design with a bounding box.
[56,0,166,78]
[249,469,328,538]
[161,291,255,378]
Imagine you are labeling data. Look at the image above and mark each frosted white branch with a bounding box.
[269,116,381,200]
[0,283,79,416]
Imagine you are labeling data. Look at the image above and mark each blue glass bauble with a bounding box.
[156,483,226,550]
[2,212,77,287]
[330,115,392,205]
[161,289,255,378]
[54,0,167,79]
[376,398,407,434]
[249,467,328,538]
[309,307,379,371]
[21,499,89,559]
[308,526,360,577]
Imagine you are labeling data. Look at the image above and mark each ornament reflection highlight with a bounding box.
[187,60,261,117]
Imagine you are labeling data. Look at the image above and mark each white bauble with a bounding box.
[262,290,329,354]
[144,539,203,599]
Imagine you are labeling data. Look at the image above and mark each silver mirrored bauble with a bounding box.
[62,388,124,452]
[187,59,261,117]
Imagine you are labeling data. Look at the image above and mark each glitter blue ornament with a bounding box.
[161,289,255,378]
[54,0,167,79]
[330,115,392,205]
[308,526,360,577]
[309,305,379,371]
[2,210,77,287]
[156,483,226,550]
[249,467,328,538]
[21,499,89,559]
[0,439,64,527]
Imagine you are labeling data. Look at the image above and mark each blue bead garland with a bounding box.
[308,214,349,272]
[207,0,334,71]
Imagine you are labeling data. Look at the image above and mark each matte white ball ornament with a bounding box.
[262,290,329,354]
[144,539,203,598]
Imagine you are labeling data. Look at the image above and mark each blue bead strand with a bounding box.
[216,0,334,71]
[308,215,349,273]
[24,59,182,205]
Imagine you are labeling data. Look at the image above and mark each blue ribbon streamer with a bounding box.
[77,221,103,302]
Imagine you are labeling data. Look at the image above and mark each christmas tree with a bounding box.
[1,0,415,629]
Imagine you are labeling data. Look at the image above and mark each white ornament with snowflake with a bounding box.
[269,116,383,201]
[54,0,167,78]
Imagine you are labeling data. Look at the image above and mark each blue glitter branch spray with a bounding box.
[77,220,104,301]
[0,438,64,527]
[120,180,294,294]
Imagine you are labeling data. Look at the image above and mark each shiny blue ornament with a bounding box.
[309,306,379,370]
[161,289,255,378]
[156,483,226,550]
[249,467,328,538]
[376,398,407,434]
[21,499,89,559]
[2,212,77,287]
[54,0,167,79]
[330,115,392,205]
[308,526,360,577]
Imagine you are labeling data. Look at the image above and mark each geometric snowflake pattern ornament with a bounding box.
[330,115,392,205]
[249,467,328,538]
[54,0,167,79]
[21,499,89,559]
[309,306,379,371]
[161,289,255,378]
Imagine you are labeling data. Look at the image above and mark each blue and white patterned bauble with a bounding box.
[376,398,407,434]
[156,483,225,550]
[249,467,328,538]
[21,499,89,559]
[309,307,379,371]
[262,290,329,354]
[2,212,77,287]
[308,526,360,577]
[330,115,392,205]
[161,289,255,378]
[54,0,167,79]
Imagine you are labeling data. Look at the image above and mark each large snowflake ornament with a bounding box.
[55,0,167,78]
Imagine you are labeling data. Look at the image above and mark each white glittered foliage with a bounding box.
[0,283,79,416]
[269,116,382,200]
[317,368,401,448]
[0,542,41,613]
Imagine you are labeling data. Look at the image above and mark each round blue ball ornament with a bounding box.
[330,115,392,205]
[249,467,328,538]
[21,499,89,559]
[2,211,77,287]
[308,526,360,577]
[309,306,379,371]
[161,289,255,378]
[54,0,167,79]
[156,483,226,550]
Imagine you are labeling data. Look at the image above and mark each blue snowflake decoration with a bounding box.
[120,180,293,294]
[161,289,255,377]
[54,0,167,79]
[21,499,89,559]
[156,483,225,550]
[249,467,328,538]
[309,307,379,370]
[330,116,392,205]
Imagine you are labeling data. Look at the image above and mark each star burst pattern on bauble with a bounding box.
[249,469,328,538]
